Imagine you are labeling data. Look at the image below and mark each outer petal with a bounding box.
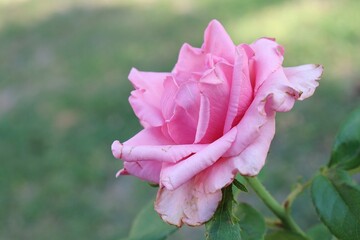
[121,161,162,184]
[155,177,222,226]
[200,118,276,194]
[128,68,170,127]
[200,69,291,192]
[198,157,237,193]
[202,20,235,63]
[123,127,172,146]
[113,127,172,183]
[112,140,206,163]
[250,38,284,92]
[160,127,237,190]
[161,76,179,121]
[173,43,207,78]
[129,68,168,97]
[225,68,292,157]
[284,64,323,100]
[129,90,164,128]
[227,118,275,176]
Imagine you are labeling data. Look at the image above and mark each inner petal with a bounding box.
[196,61,232,143]
[163,80,201,144]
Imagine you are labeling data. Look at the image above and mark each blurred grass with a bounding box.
[0,0,359,239]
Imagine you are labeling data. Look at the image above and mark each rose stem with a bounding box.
[245,176,308,238]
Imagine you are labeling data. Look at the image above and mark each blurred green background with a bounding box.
[0,0,359,239]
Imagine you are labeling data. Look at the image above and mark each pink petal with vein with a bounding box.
[123,161,162,184]
[155,177,222,226]
[284,64,323,100]
[113,127,173,183]
[173,43,206,76]
[196,62,232,143]
[128,68,170,127]
[113,141,206,163]
[250,38,284,92]
[194,94,210,143]
[203,20,235,63]
[223,44,254,133]
[201,118,275,193]
[160,127,237,190]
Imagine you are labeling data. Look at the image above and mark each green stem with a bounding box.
[349,165,360,175]
[283,179,312,211]
[245,176,308,238]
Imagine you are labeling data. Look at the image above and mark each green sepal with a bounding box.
[233,179,248,192]
[205,185,242,240]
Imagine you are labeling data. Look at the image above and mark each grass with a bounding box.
[0,0,359,239]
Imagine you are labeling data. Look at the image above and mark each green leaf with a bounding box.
[233,179,248,192]
[329,107,360,170]
[306,224,332,240]
[234,203,266,240]
[311,174,360,240]
[123,200,177,240]
[265,230,308,240]
[205,185,242,240]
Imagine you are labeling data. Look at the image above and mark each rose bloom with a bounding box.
[112,20,322,226]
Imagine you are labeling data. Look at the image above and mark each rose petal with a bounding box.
[165,105,197,144]
[200,157,237,193]
[115,168,128,178]
[124,127,172,146]
[129,68,168,95]
[223,44,254,133]
[113,127,173,183]
[114,127,174,159]
[175,81,201,123]
[229,117,275,176]
[160,127,237,190]
[263,69,298,113]
[128,68,170,127]
[113,141,206,163]
[250,38,284,92]
[129,90,164,127]
[173,43,206,77]
[155,177,222,226]
[162,79,201,144]
[194,93,210,143]
[111,140,123,159]
[284,64,323,100]
[123,161,162,183]
[224,98,269,157]
[201,118,276,194]
[202,19,235,63]
[196,62,232,143]
[161,76,179,121]
[225,68,290,157]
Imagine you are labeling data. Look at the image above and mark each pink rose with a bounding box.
[112,20,323,226]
